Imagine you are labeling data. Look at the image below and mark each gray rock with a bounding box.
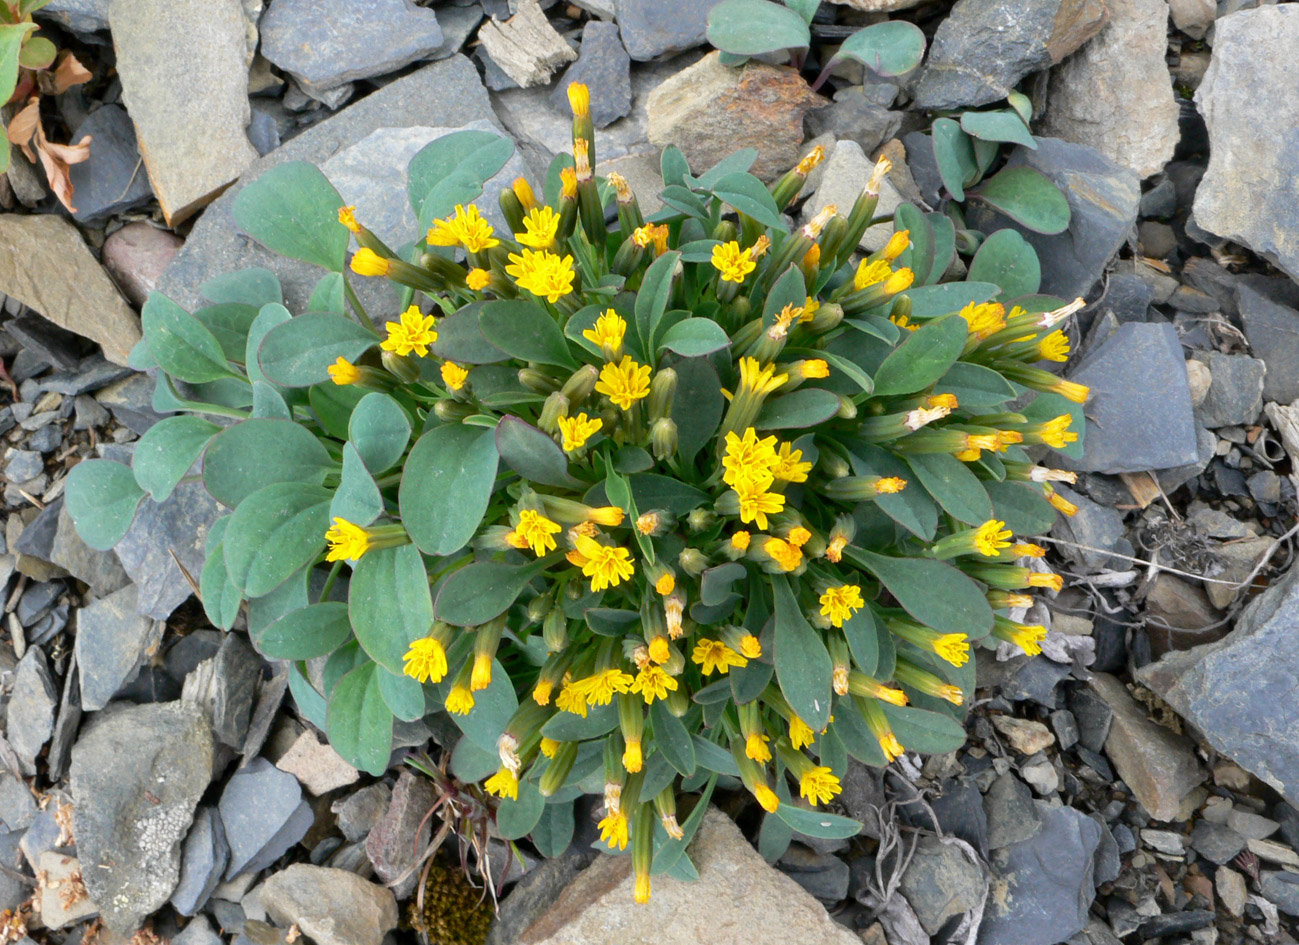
[102,223,185,309]
[70,701,215,934]
[429,4,482,61]
[899,836,986,936]
[926,777,989,857]
[158,55,496,314]
[1068,685,1113,753]
[0,829,26,911]
[913,0,1107,110]
[247,109,280,157]
[615,0,723,60]
[175,915,223,945]
[1261,871,1299,916]
[39,851,100,929]
[46,651,82,781]
[260,865,398,945]
[219,757,313,879]
[7,646,56,771]
[14,576,59,625]
[182,633,262,748]
[4,449,43,485]
[550,21,632,129]
[36,0,109,32]
[838,761,886,838]
[1193,7,1299,282]
[1092,819,1121,884]
[779,847,850,902]
[486,846,599,945]
[0,773,36,831]
[171,806,230,915]
[1049,487,1129,569]
[1040,0,1180,178]
[49,502,130,598]
[1189,821,1246,864]
[114,480,222,620]
[1141,178,1177,219]
[330,783,391,842]
[1227,809,1279,840]
[985,772,1042,850]
[1051,709,1079,750]
[1136,563,1299,808]
[1061,322,1200,474]
[68,105,153,223]
[979,804,1102,945]
[275,728,359,795]
[1192,350,1265,428]
[805,86,901,159]
[97,376,166,435]
[75,584,166,711]
[364,770,435,899]
[19,806,64,867]
[111,0,258,226]
[1238,281,1299,405]
[260,0,443,95]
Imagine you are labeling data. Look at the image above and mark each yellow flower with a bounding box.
[560,166,578,199]
[890,313,919,332]
[350,248,390,276]
[338,205,360,234]
[884,268,914,293]
[515,205,560,249]
[325,518,370,562]
[595,356,652,410]
[484,767,518,800]
[427,203,499,253]
[637,512,661,536]
[1029,572,1064,591]
[711,240,756,283]
[555,683,589,717]
[973,519,1013,556]
[736,481,786,531]
[567,81,590,118]
[653,572,675,596]
[441,362,469,391]
[789,715,815,750]
[466,267,491,291]
[691,638,748,676]
[445,685,475,715]
[328,357,361,386]
[573,667,635,706]
[799,359,830,379]
[738,635,762,660]
[533,679,554,705]
[634,872,651,905]
[879,732,905,762]
[585,506,625,527]
[513,176,538,211]
[515,509,562,556]
[1014,542,1046,557]
[796,144,825,174]
[883,229,910,261]
[1038,330,1070,362]
[801,296,820,323]
[787,526,811,547]
[1053,379,1090,404]
[826,534,847,563]
[745,733,771,763]
[762,536,803,572]
[648,637,671,664]
[799,767,842,806]
[381,304,437,358]
[819,584,864,628]
[932,633,971,667]
[960,301,1007,339]
[1036,415,1078,449]
[569,535,635,592]
[540,737,560,758]
[854,258,892,291]
[722,428,780,488]
[623,738,643,773]
[470,652,493,691]
[631,664,678,704]
[876,477,907,494]
[1007,623,1048,656]
[937,685,965,706]
[754,784,780,813]
[1047,490,1078,516]
[736,357,788,397]
[772,442,812,483]
[582,309,627,353]
[598,808,629,851]
[730,530,751,552]
[402,637,447,684]
[558,412,602,452]
[505,248,577,303]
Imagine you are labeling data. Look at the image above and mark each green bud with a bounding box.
[650,417,678,461]
[647,368,677,421]
[539,741,578,797]
[539,392,570,434]
[519,367,560,394]
[434,399,474,422]
[380,351,420,384]
[561,364,600,405]
[678,547,709,577]
[543,607,569,652]
[526,595,553,624]
[687,507,716,533]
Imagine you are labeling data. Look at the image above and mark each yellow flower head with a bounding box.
[883,229,911,261]
[1053,379,1091,404]
[558,412,602,452]
[973,519,1013,556]
[328,357,361,386]
[800,766,842,806]
[573,667,635,706]
[1007,623,1048,656]
[737,357,789,397]
[583,309,627,353]
[796,144,826,175]
[754,783,780,814]
[595,356,652,410]
[772,442,812,483]
[637,512,661,536]
[598,808,629,851]
[789,715,815,750]
[325,518,370,562]
[631,663,678,704]
[960,301,1007,340]
[634,872,651,905]
[826,534,847,564]
[1039,329,1071,362]
[533,679,554,706]
[513,176,538,211]
[801,296,821,323]
[586,506,625,527]
[1037,414,1078,449]
[787,526,811,548]
[338,205,361,234]
[569,535,635,592]
[516,205,560,250]
[540,736,560,757]
[513,509,561,557]
[711,240,757,284]
[484,767,519,800]
[723,427,780,488]
[631,223,669,254]
[381,304,437,358]
[739,634,762,659]
[854,258,893,291]
[736,481,786,531]
[938,685,965,706]
[560,166,578,200]
[1013,543,1046,558]
[427,203,500,253]
[879,731,905,762]
[762,536,803,572]
[441,361,469,391]
[466,267,491,291]
[653,572,675,596]
[1048,490,1078,516]
[446,685,475,715]
[350,248,390,277]
[745,733,771,763]
[623,738,643,773]
[891,313,919,332]
[932,633,971,667]
[876,477,907,494]
[819,584,865,628]
[555,683,589,717]
[691,638,748,676]
[402,637,448,684]
[470,652,493,691]
[799,359,830,379]
[506,249,577,303]
[567,81,590,119]
[1028,572,1065,591]
[731,530,751,552]
[884,268,914,293]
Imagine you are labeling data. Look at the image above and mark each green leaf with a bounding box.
[0,24,36,106]
[650,701,697,776]
[65,460,145,551]
[757,388,841,429]
[882,703,969,754]
[326,662,393,776]
[331,443,383,526]
[257,312,378,387]
[934,361,1018,408]
[201,267,283,308]
[904,453,993,525]
[407,130,514,230]
[894,204,934,290]
[193,303,259,363]
[759,808,795,863]
[690,149,759,191]
[233,161,350,271]
[245,303,292,387]
[651,775,717,875]
[349,544,434,675]
[223,483,332,597]
[833,19,925,76]
[541,701,618,742]
[430,302,509,364]
[309,272,346,314]
[871,315,967,397]
[852,551,994,638]
[842,608,878,677]
[478,300,577,369]
[706,0,810,55]
[131,416,221,502]
[199,536,242,631]
[257,602,352,659]
[18,35,54,69]
[670,357,724,463]
[348,393,412,475]
[252,380,290,419]
[700,562,747,607]
[377,668,426,722]
[925,212,956,286]
[532,801,576,858]
[141,293,235,384]
[712,172,787,231]
[772,575,833,731]
[931,118,977,202]
[784,0,820,22]
[660,146,690,190]
[497,779,546,841]
[434,558,550,627]
[971,166,1071,235]
[495,416,581,488]
[901,282,1001,317]
[635,251,680,354]
[986,480,1056,535]
[658,318,730,358]
[691,737,741,777]
[203,419,335,508]
[585,608,639,635]
[774,803,863,839]
[452,735,502,783]
[400,425,499,556]
[309,382,366,439]
[846,441,938,542]
[968,229,1041,299]
[764,266,807,327]
[961,109,1036,149]
[446,658,518,753]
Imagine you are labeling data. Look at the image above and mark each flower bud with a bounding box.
[539,392,570,434]
[543,607,568,652]
[561,363,600,405]
[539,740,578,797]
[678,547,709,577]
[519,367,560,394]
[647,368,677,420]
[434,400,475,422]
[381,350,420,384]
[650,417,678,461]
[687,507,717,533]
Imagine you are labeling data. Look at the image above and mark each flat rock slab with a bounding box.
[1237,280,1299,405]
[68,104,153,223]
[0,214,140,365]
[261,865,398,945]
[615,0,724,60]
[551,21,633,128]
[74,583,165,711]
[219,756,312,879]
[114,479,223,621]
[111,0,257,225]
[517,807,859,945]
[260,0,444,95]
[1193,6,1299,282]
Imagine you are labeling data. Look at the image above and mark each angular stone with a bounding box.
[778,847,850,902]
[595,152,664,214]
[181,633,263,748]
[805,87,901,159]
[1144,574,1224,656]
[70,701,215,934]
[985,772,1042,850]
[615,0,723,60]
[914,0,1107,110]
[111,0,258,226]
[175,915,223,945]
[219,757,312,879]
[516,808,859,945]
[1238,282,1299,405]
[1062,322,1200,474]
[1261,871,1299,916]
[49,502,129,598]
[37,0,109,33]
[1193,7,1299,282]
[260,0,443,95]
[1041,0,1179,178]
[1192,350,1265,428]
[1050,487,1128,570]
[365,770,435,899]
[331,783,391,842]
[1090,673,1205,821]
[39,851,100,929]
[801,139,904,253]
[75,584,166,711]
[899,837,986,936]
[992,716,1055,755]
[103,223,184,309]
[68,104,153,223]
[479,0,575,89]
[261,865,398,945]
[647,51,824,182]
[275,729,360,796]
[171,806,230,916]
[114,480,222,620]
[550,21,632,129]
[1189,821,1246,864]
[0,214,140,365]
[7,646,56,770]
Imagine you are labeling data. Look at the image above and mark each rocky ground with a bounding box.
[0,0,1298,944]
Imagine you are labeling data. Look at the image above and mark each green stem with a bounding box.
[343,276,381,335]
[318,560,343,603]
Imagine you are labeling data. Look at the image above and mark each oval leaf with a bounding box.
[430,302,509,364]
[774,803,863,839]
[132,416,221,502]
[971,165,1071,235]
[904,453,993,526]
[258,602,353,659]
[659,318,731,358]
[757,388,841,429]
[713,172,787,231]
[772,575,833,731]
[203,419,335,509]
[832,20,925,77]
[400,425,499,556]
[349,544,434,675]
[348,393,412,475]
[871,315,968,397]
[478,301,577,369]
[223,483,332,597]
[853,551,993,638]
[258,312,378,387]
[434,559,548,627]
[706,0,810,55]
[65,459,145,551]
[141,293,233,384]
[496,416,581,488]
[326,662,393,776]
[967,229,1041,299]
[234,161,350,271]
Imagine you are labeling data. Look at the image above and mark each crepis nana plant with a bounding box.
[66,82,1092,901]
